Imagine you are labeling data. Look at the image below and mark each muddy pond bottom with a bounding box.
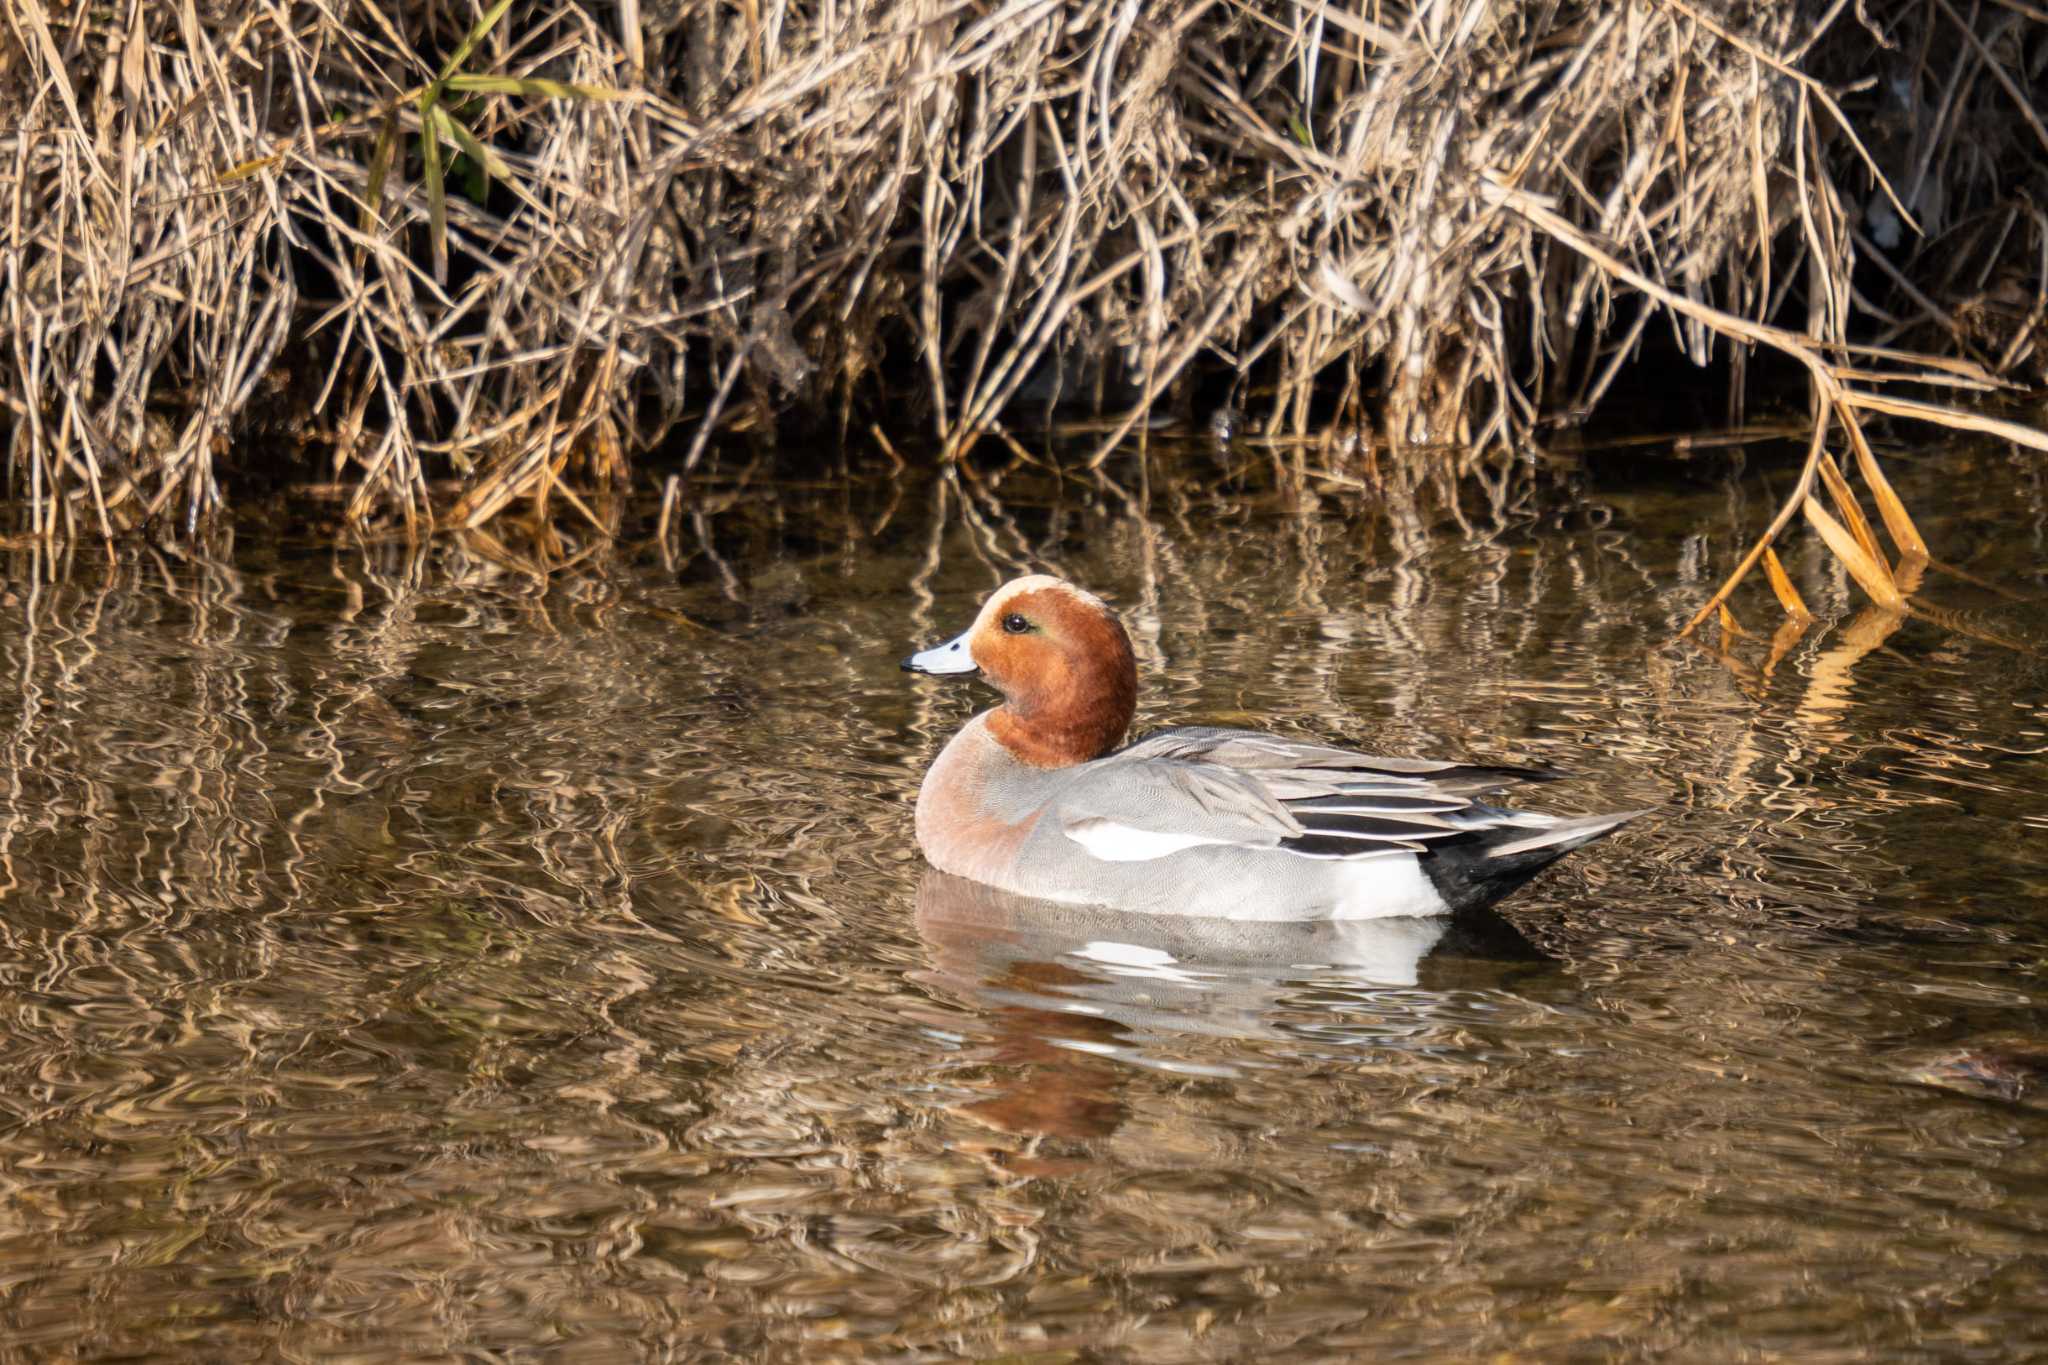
[0,445,2045,1359]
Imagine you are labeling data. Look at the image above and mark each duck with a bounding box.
[902,574,1644,921]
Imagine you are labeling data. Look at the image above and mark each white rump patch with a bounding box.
[1326,853,1448,920]
[1064,818,1226,862]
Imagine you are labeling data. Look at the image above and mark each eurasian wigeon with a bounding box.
[903,574,1644,921]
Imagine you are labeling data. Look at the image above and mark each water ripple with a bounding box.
[0,457,2040,1355]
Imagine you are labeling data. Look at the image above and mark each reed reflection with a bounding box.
[0,444,2036,1357]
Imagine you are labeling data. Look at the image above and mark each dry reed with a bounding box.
[1,0,2044,615]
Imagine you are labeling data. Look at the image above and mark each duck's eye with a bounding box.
[1002,613,1031,634]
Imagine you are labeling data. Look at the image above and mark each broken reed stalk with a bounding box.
[0,0,2043,577]
[1480,179,2048,633]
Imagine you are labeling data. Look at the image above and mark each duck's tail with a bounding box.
[1483,809,1650,859]
[1421,808,1651,912]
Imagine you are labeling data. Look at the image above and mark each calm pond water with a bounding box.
[0,438,2044,1360]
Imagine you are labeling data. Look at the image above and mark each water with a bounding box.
[0,440,2044,1359]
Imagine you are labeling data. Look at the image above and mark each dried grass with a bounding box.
[0,0,2044,589]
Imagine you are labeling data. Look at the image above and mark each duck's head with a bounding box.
[903,574,1137,767]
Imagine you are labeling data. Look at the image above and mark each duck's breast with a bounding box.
[914,714,1056,887]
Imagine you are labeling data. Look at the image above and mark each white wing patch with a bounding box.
[1064,818,1229,862]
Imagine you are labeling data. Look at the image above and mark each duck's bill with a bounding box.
[902,630,979,674]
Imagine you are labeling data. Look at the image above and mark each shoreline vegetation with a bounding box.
[2,1,2045,621]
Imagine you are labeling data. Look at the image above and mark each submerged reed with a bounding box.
[1,0,2043,610]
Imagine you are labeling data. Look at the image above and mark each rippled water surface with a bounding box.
[2,441,2046,1359]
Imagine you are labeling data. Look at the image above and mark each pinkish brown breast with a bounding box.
[914,716,1045,888]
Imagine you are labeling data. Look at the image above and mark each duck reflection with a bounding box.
[911,869,1551,1144]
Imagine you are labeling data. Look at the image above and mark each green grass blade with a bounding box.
[435,104,554,217]
[420,94,448,283]
[440,0,517,82]
[361,110,399,236]
[443,74,620,100]
[430,105,499,184]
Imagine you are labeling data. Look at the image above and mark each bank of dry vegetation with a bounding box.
[1,0,2045,611]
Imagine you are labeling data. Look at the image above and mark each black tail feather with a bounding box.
[1419,810,1646,911]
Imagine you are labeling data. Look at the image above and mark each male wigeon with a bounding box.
[903,575,1644,921]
